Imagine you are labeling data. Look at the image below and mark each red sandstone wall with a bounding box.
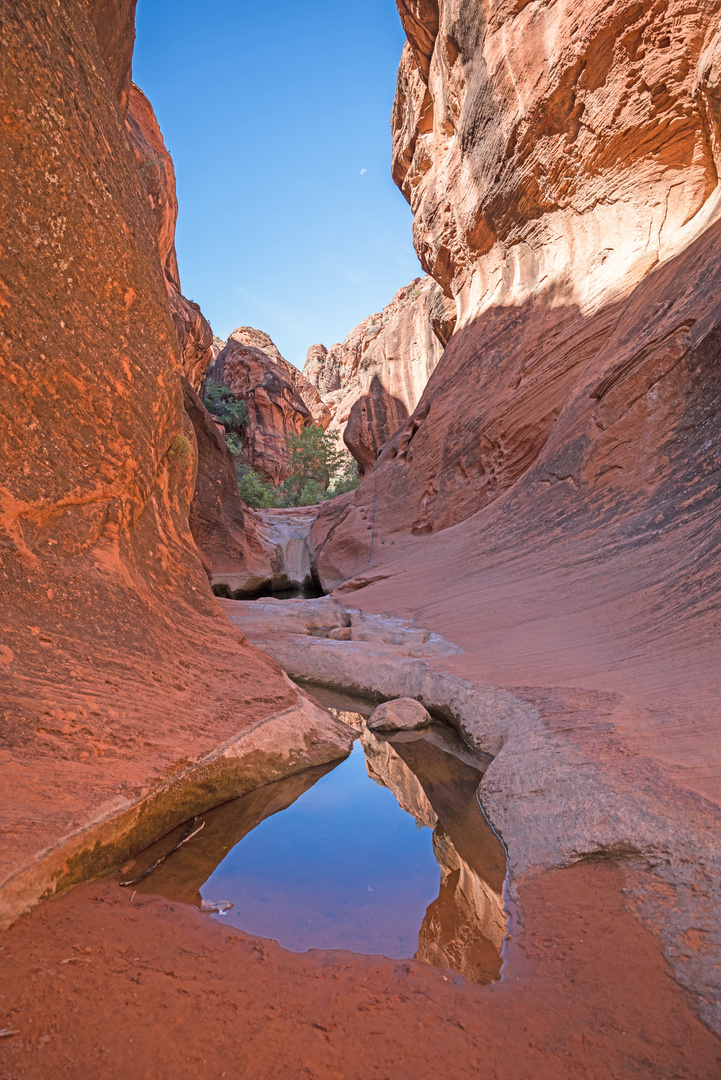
[0,0,294,896]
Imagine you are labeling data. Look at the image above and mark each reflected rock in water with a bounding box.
[127,759,340,907]
[361,725,506,985]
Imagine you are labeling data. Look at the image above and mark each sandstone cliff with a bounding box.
[313,0,721,816]
[317,0,721,576]
[0,0,345,924]
[209,327,330,484]
[303,276,454,474]
[182,380,279,594]
[126,83,213,390]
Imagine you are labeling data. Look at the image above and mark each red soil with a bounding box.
[1,862,718,1079]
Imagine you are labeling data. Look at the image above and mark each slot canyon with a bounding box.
[1,1,720,1077]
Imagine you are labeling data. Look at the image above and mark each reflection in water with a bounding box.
[361,727,506,985]
[128,692,506,986]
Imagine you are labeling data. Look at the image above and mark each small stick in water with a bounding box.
[119,819,205,887]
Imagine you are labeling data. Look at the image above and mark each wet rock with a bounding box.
[367,698,432,732]
[227,599,721,1032]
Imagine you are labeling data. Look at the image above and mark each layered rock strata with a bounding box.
[304,0,721,1034]
[209,327,330,484]
[303,276,454,474]
[0,0,350,925]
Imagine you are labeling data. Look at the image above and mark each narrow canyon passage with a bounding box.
[2,0,721,1075]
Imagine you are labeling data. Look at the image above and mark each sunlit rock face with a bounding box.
[0,0,303,921]
[126,84,213,391]
[315,0,721,576]
[209,328,330,484]
[393,0,720,321]
[303,277,453,474]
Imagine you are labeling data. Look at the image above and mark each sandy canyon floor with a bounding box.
[2,862,719,1079]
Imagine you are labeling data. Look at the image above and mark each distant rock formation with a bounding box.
[126,83,213,390]
[303,276,453,474]
[182,380,277,594]
[208,327,330,484]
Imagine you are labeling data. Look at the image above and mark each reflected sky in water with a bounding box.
[203,742,440,956]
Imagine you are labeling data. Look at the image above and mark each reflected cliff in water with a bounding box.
[360,723,506,985]
[127,689,506,986]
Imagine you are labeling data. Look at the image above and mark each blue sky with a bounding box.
[133,0,422,370]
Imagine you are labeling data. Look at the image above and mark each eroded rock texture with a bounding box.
[0,0,335,923]
[318,0,721,591]
[209,327,330,484]
[126,84,213,390]
[314,0,721,824]
[303,276,453,474]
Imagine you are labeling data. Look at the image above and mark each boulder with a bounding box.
[367,698,432,732]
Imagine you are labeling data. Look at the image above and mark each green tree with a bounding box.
[203,384,249,433]
[225,432,243,458]
[279,425,347,507]
[327,455,360,498]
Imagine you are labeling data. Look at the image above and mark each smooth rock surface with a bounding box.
[126,83,213,391]
[225,595,721,1033]
[0,0,341,925]
[303,277,452,474]
[367,698,432,732]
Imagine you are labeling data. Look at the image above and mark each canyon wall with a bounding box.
[0,0,345,923]
[125,83,213,391]
[314,0,721,802]
[317,0,721,569]
[304,276,454,475]
[209,327,330,484]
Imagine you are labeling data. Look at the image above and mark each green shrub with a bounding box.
[168,434,192,461]
[237,465,277,509]
[279,425,347,507]
[203,384,249,432]
[327,456,360,497]
[225,432,243,458]
[235,428,360,510]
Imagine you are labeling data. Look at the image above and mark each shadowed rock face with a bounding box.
[303,277,454,472]
[0,0,344,923]
[209,328,330,484]
[126,84,213,391]
[182,380,278,594]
